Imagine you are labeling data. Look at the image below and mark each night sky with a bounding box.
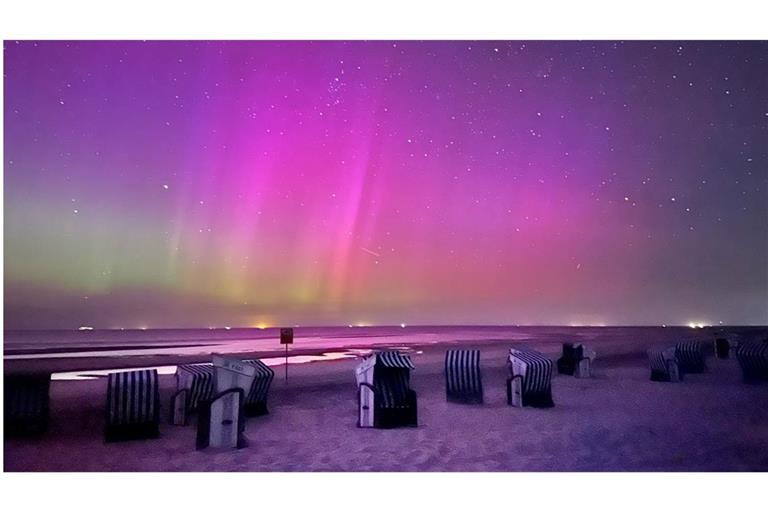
[4,40,767,329]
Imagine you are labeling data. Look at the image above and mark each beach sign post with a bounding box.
[281,328,293,381]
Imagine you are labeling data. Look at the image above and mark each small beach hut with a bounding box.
[556,343,596,378]
[507,348,554,408]
[105,369,160,442]
[4,373,51,437]
[355,351,417,428]
[647,347,681,382]
[675,341,707,374]
[445,349,483,403]
[735,340,768,384]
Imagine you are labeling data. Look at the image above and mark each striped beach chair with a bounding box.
[507,348,554,408]
[714,337,731,359]
[175,364,215,413]
[355,351,418,428]
[736,340,768,384]
[675,341,707,374]
[4,374,51,437]
[105,369,160,442]
[242,358,275,416]
[445,349,483,403]
[648,347,681,382]
[174,358,274,418]
[557,343,596,378]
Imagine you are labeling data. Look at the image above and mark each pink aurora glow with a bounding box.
[4,41,767,328]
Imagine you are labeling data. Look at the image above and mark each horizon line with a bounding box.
[5,323,768,332]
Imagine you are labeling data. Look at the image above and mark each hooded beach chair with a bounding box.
[242,358,275,416]
[4,373,51,437]
[105,369,160,442]
[173,358,274,424]
[196,356,256,450]
[355,351,417,428]
[714,337,731,359]
[675,341,707,374]
[175,364,215,411]
[556,343,596,378]
[648,347,681,382]
[445,349,483,403]
[735,340,768,384]
[507,348,554,408]
[171,363,215,425]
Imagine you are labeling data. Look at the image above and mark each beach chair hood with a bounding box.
[376,351,415,369]
[355,351,414,386]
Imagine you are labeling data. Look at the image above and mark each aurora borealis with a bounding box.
[4,40,767,329]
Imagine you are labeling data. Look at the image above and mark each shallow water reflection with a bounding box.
[50,350,371,380]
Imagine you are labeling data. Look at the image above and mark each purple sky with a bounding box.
[4,40,767,329]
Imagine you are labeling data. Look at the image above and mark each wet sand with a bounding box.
[5,331,768,471]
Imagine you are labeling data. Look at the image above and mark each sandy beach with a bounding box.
[5,327,768,472]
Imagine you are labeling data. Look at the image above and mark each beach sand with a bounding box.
[5,330,768,472]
